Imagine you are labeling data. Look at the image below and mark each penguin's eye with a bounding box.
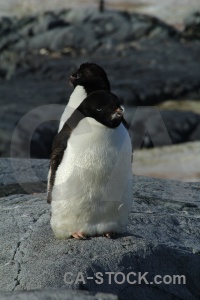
[96,108,102,111]
[76,73,81,79]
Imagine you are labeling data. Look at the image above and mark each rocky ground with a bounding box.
[0,6,200,175]
[0,158,199,300]
[1,8,200,164]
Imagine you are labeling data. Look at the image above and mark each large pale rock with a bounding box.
[0,161,199,299]
[134,141,200,182]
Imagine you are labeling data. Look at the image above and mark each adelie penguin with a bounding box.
[47,63,133,239]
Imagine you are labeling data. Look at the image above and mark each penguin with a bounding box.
[47,62,129,205]
[47,63,132,239]
[59,62,128,130]
[47,63,112,205]
[58,62,111,132]
[48,89,133,239]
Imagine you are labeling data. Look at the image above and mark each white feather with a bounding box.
[58,85,87,132]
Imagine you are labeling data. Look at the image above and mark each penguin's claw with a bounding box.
[104,232,116,239]
[71,232,87,240]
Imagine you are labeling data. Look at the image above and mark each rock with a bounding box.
[0,16,16,37]
[60,8,95,24]
[0,290,117,300]
[0,80,69,157]
[30,121,58,158]
[155,109,200,144]
[0,158,49,197]
[0,42,200,158]
[1,44,200,157]
[1,9,200,158]
[125,107,200,148]
[158,99,200,114]
[134,141,200,181]
[184,11,200,39]
[0,9,180,53]
[8,104,63,159]
[0,167,199,299]
[20,25,98,52]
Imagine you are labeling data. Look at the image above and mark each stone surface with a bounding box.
[0,290,117,300]
[1,38,200,157]
[0,158,48,197]
[183,11,200,39]
[158,99,200,114]
[1,9,200,160]
[0,9,179,54]
[125,107,200,148]
[0,8,200,158]
[0,160,200,299]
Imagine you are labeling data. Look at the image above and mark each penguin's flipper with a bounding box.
[47,109,85,204]
[47,123,72,203]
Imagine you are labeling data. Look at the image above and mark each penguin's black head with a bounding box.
[77,90,124,128]
[70,63,110,94]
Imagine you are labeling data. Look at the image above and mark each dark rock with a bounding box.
[27,15,69,36]
[15,25,98,52]
[128,13,179,41]
[184,11,200,39]
[0,290,117,300]
[0,68,6,78]
[111,38,200,105]
[0,9,181,53]
[0,16,16,37]
[89,11,130,41]
[0,33,20,52]
[47,19,69,30]
[161,109,200,144]
[1,45,200,157]
[189,123,200,142]
[9,104,63,159]
[16,15,37,30]
[125,107,200,148]
[0,162,199,299]
[31,121,58,158]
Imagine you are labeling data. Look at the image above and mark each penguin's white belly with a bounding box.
[51,118,133,238]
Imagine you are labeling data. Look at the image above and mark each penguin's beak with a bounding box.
[111,106,125,120]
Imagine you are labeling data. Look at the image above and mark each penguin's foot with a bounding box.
[103,232,117,239]
[71,232,87,240]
